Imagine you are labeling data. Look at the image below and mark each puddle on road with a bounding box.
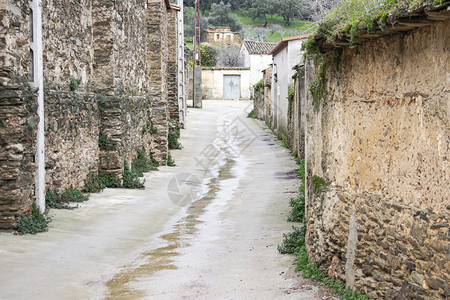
[105,158,236,299]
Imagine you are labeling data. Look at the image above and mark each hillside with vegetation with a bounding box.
[183,0,335,44]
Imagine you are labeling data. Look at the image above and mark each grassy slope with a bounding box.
[232,11,315,42]
[184,7,315,45]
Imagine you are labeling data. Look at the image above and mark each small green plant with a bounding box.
[278,225,306,254]
[83,171,103,193]
[167,152,176,167]
[168,119,182,150]
[27,120,37,130]
[131,147,157,177]
[61,187,89,203]
[311,175,328,193]
[69,78,82,91]
[45,189,75,209]
[122,161,144,189]
[247,110,258,119]
[150,153,160,169]
[15,203,51,235]
[99,131,115,150]
[287,193,305,222]
[98,172,121,188]
[253,78,264,92]
[310,56,327,109]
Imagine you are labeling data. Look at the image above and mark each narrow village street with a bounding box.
[0,101,332,299]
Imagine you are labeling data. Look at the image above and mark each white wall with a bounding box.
[202,68,251,99]
[271,39,305,137]
[238,45,250,68]
[249,54,272,88]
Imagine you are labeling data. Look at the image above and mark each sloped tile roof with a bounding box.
[243,40,278,55]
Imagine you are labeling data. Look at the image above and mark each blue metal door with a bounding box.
[223,75,241,99]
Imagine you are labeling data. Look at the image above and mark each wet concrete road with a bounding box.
[0,101,331,299]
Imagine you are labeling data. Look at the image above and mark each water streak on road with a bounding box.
[106,156,236,298]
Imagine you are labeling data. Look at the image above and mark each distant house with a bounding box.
[268,34,310,138]
[201,27,242,46]
[238,40,277,95]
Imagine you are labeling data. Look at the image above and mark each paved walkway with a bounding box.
[0,100,331,299]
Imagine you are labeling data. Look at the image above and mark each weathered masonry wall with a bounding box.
[0,2,35,229]
[305,19,449,299]
[0,86,37,230]
[0,0,182,230]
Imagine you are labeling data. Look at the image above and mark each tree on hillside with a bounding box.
[243,0,275,28]
[208,1,242,32]
[184,7,209,39]
[273,0,310,26]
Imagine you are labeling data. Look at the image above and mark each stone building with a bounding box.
[0,0,185,230]
[201,27,242,46]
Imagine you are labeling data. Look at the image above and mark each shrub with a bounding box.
[167,152,176,166]
[131,147,154,177]
[277,225,306,254]
[45,189,75,209]
[98,131,115,150]
[15,203,51,235]
[122,161,144,189]
[61,187,89,203]
[247,110,258,119]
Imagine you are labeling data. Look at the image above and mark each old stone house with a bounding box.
[238,40,276,97]
[0,0,186,230]
[201,27,242,46]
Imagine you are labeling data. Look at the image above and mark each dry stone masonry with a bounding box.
[0,0,183,230]
[305,16,449,299]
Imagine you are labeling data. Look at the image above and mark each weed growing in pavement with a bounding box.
[123,161,144,189]
[167,152,176,167]
[61,187,89,203]
[45,189,76,209]
[132,147,157,177]
[168,119,182,150]
[247,109,258,119]
[15,203,51,235]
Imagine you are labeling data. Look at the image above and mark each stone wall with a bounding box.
[0,1,35,230]
[44,91,100,189]
[0,85,37,230]
[0,0,182,228]
[253,86,264,118]
[305,19,449,299]
[0,1,32,84]
[42,0,93,91]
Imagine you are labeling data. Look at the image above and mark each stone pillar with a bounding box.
[146,0,169,163]
[167,9,179,123]
[92,0,115,95]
